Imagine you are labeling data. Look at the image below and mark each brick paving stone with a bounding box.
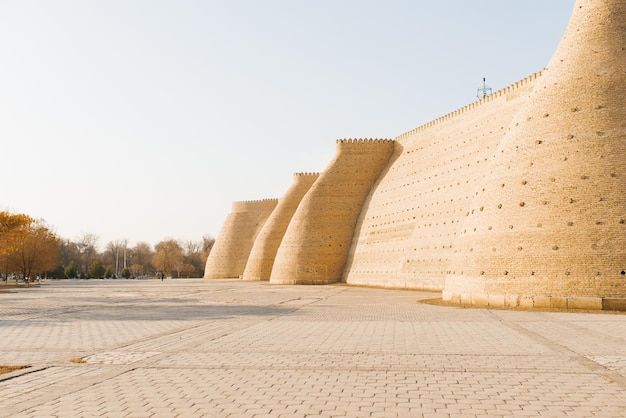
[1,279,625,417]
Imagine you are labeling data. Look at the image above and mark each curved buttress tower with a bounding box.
[270,139,395,285]
[443,0,626,309]
[242,173,319,281]
[204,199,278,279]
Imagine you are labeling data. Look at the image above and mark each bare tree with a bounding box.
[181,239,210,277]
[76,233,99,275]
[199,235,215,277]
[131,242,154,276]
[202,235,215,254]
[105,239,128,277]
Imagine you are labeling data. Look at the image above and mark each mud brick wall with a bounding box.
[204,0,625,309]
[242,173,319,281]
[443,0,626,308]
[204,199,278,279]
[270,139,394,285]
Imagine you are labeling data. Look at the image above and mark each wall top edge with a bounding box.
[395,70,544,140]
[232,198,279,205]
[335,138,395,144]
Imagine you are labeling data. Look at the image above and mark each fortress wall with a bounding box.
[203,199,278,279]
[242,172,319,281]
[270,139,394,285]
[203,0,624,309]
[443,0,626,308]
[343,74,540,290]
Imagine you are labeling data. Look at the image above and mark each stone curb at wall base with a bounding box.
[442,291,624,311]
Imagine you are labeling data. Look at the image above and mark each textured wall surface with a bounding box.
[270,139,394,285]
[242,173,319,281]
[204,199,278,279]
[442,0,626,309]
[204,0,624,309]
[343,74,539,290]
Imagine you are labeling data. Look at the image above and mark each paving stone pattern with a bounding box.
[0,279,625,417]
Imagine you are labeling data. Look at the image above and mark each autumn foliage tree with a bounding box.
[2,210,212,282]
[3,219,59,285]
[0,211,34,257]
[152,239,184,278]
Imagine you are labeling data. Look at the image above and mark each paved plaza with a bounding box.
[0,279,625,417]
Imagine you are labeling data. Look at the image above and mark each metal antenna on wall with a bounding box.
[477,77,492,99]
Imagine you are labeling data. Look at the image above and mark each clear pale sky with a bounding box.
[0,0,576,249]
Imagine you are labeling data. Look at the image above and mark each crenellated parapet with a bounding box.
[242,172,320,281]
[270,139,395,284]
[396,72,543,142]
[336,138,395,144]
[204,198,278,279]
[231,199,279,212]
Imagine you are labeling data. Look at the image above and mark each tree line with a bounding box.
[0,211,214,284]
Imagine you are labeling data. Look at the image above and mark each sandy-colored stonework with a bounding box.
[205,0,625,310]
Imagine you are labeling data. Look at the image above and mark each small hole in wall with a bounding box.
[621,271,626,275]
